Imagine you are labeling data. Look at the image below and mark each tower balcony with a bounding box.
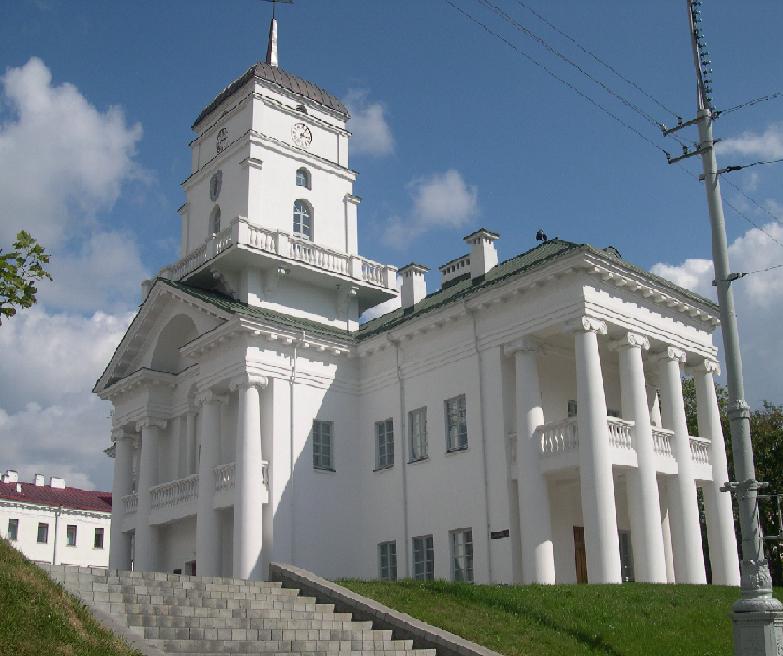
[158,217,398,313]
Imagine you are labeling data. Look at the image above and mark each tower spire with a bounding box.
[265,15,278,67]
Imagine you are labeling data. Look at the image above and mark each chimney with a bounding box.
[464,228,500,279]
[398,263,429,310]
[2,469,18,483]
[34,473,45,486]
[49,476,66,489]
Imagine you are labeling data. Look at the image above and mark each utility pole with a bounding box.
[664,2,783,653]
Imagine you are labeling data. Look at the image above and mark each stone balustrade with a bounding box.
[122,492,138,514]
[607,417,634,450]
[689,436,711,465]
[214,462,235,493]
[652,427,675,458]
[536,418,579,457]
[159,217,397,290]
[149,474,199,511]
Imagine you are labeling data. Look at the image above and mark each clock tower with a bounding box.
[164,15,397,330]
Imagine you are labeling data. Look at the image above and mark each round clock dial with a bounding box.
[216,128,228,154]
[291,122,313,149]
[209,170,223,201]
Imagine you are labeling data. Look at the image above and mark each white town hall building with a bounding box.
[99,19,740,587]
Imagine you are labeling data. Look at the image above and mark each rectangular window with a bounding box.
[94,527,105,550]
[37,522,49,544]
[567,400,578,417]
[7,519,18,541]
[375,419,394,470]
[445,394,468,451]
[66,524,77,547]
[408,407,428,462]
[378,541,397,581]
[313,420,334,471]
[450,528,474,582]
[412,535,434,580]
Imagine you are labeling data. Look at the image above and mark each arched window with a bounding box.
[296,167,311,189]
[293,200,313,240]
[209,205,221,235]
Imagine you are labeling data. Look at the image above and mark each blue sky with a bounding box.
[1,1,781,489]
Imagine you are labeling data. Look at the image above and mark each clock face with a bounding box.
[216,128,228,154]
[291,122,313,149]
[209,170,223,201]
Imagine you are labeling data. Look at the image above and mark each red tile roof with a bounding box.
[0,482,112,513]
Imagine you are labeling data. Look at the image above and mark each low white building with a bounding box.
[100,19,739,586]
[0,470,112,568]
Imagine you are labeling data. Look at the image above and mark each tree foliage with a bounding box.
[0,230,52,324]
[683,378,783,584]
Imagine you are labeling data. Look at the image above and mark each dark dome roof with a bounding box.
[193,62,348,129]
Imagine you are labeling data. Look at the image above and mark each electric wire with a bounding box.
[718,91,783,116]
[474,0,692,149]
[511,0,683,121]
[723,157,783,172]
[444,0,670,156]
[445,0,783,253]
[720,175,783,227]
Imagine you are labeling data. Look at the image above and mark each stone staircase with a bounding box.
[40,564,437,656]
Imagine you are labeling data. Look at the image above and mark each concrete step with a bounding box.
[73,589,321,608]
[98,601,352,622]
[148,638,416,653]
[170,652,435,656]
[64,581,300,597]
[123,613,375,632]
[139,626,394,642]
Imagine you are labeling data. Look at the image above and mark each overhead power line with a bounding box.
[511,0,683,121]
[720,157,783,173]
[443,0,670,155]
[718,91,783,116]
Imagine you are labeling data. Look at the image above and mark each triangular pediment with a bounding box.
[93,279,230,395]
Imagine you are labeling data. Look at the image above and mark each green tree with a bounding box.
[683,378,783,584]
[0,231,52,324]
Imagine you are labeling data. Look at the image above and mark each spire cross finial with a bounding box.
[261,0,293,68]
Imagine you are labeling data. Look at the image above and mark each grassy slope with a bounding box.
[0,538,141,656]
[340,579,783,656]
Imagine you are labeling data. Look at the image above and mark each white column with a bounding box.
[613,332,668,583]
[571,316,622,584]
[656,347,706,584]
[109,429,133,570]
[504,339,556,584]
[183,410,196,477]
[691,359,740,586]
[196,390,225,577]
[231,374,268,580]
[134,418,165,572]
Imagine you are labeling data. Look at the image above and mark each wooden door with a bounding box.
[573,526,588,584]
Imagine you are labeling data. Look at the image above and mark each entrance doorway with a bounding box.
[573,526,588,583]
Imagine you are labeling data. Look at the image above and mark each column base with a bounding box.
[731,608,783,656]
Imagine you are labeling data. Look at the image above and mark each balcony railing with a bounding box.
[214,461,269,493]
[122,493,138,514]
[690,436,711,465]
[607,417,634,450]
[159,217,397,290]
[652,427,675,458]
[537,418,578,457]
[149,474,199,511]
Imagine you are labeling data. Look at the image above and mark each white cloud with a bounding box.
[0,59,144,491]
[0,57,143,247]
[37,231,147,313]
[345,89,394,157]
[717,123,783,161]
[652,221,783,406]
[383,170,479,248]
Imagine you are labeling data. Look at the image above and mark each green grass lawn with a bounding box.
[340,578,783,656]
[0,538,141,656]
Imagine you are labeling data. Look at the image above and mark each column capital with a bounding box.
[610,331,650,352]
[565,316,607,335]
[503,337,539,358]
[687,358,721,376]
[195,389,229,407]
[111,427,135,443]
[229,374,269,392]
[135,417,167,432]
[652,346,687,364]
